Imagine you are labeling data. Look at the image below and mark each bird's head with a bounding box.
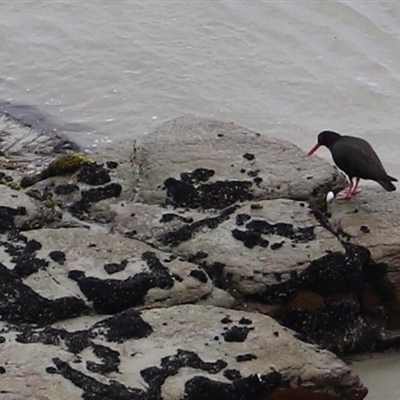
[307,131,342,155]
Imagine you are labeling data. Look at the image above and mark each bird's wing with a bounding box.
[332,137,389,180]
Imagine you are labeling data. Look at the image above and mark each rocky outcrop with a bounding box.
[133,116,345,207]
[0,111,380,399]
[0,305,367,400]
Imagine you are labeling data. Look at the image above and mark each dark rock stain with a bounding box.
[86,343,120,374]
[68,252,174,314]
[184,371,284,400]
[0,206,27,233]
[164,177,253,209]
[360,225,370,233]
[49,250,66,265]
[54,183,79,195]
[270,241,284,250]
[231,228,269,249]
[77,163,111,186]
[160,205,238,247]
[236,354,257,362]
[106,161,118,169]
[223,369,242,381]
[200,262,227,289]
[189,269,208,283]
[1,239,48,278]
[235,213,251,226]
[104,260,128,275]
[69,183,122,218]
[243,153,255,161]
[222,326,254,342]
[246,219,315,242]
[0,263,87,324]
[181,168,215,184]
[160,213,194,224]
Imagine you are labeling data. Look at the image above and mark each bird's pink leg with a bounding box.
[350,177,362,195]
[336,178,354,200]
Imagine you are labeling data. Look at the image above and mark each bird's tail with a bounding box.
[378,179,397,191]
[388,175,398,182]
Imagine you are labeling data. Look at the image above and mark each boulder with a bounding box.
[0,111,379,399]
[0,305,367,400]
[133,116,345,207]
[0,227,233,325]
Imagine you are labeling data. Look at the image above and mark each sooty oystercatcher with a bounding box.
[307,130,397,199]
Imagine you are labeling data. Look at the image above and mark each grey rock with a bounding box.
[0,305,367,400]
[133,116,345,207]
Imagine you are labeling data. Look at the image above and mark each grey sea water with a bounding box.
[1,2,400,397]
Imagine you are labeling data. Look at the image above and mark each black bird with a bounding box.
[307,130,397,199]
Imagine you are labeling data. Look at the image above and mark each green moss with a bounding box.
[21,152,94,188]
[47,153,93,176]
[0,179,21,190]
[7,181,21,190]
[43,199,55,208]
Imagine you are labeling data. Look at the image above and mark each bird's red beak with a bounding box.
[307,143,320,156]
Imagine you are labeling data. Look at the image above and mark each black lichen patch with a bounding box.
[231,229,269,249]
[0,366,5,374]
[92,308,153,343]
[297,245,367,296]
[86,343,120,374]
[187,251,208,263]
[104,260,128,275]
[46,366,57,374]
[189,269,208,283]
[69,252,174,314]
[251,244,370,305]
[243,153,255,161]
[223,369,242,381]
[53,357,146,400]
[360,225,370,233]
[54,184,79,195]
[172,273,183,282]
[77,163,111,186]
[69,183,122,218]
[200,262,227,289]
[238,317,252,325]
[235,213,251,226]
[0,263,87,324]
[49,250,66,265]
[164,177,253,209]
[160,213,193,224]
[160,205,238,247]
[277,301,370,350]
[270,241,284,250]
[181,168,215,184]
[246,219,315,243]
[236,353,257,362]
[247,170,259,178]
[106,161,118,169]
[184,371,284,400]
[141,349,227,399]
[221,316,232,324]
[222,326,254,342]
[53,349,228,400]
[253,177,263,186]
[0,206,27,233]
[0,239,49,278]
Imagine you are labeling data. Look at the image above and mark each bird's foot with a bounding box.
[336,187,362,200]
